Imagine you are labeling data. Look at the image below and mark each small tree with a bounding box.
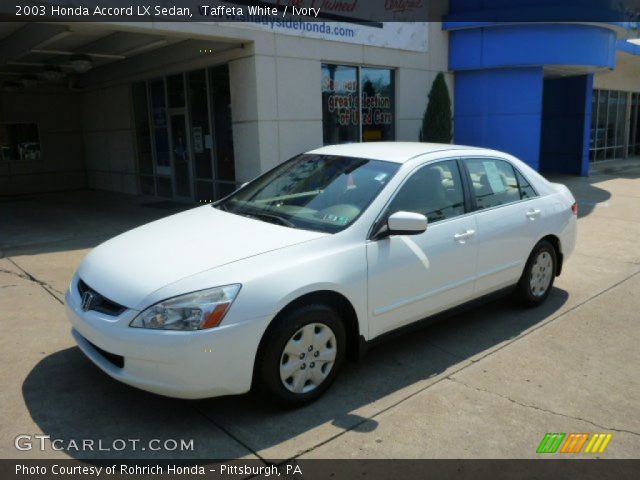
[419,72,452,143]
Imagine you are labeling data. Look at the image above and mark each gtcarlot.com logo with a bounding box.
[537,433,612,454]
[14,434,194,452]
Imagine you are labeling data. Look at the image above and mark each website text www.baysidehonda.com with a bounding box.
[224,15,357,39]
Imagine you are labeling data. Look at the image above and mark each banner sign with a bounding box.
[219,20,428,52]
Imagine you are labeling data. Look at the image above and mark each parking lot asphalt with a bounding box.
[1,166,639,460]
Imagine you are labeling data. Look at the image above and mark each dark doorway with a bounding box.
[540,74,592,176]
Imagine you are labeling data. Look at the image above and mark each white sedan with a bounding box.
[65,143,577,407]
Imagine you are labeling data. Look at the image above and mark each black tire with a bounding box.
[515,240,557,307]
[254,303,346,408]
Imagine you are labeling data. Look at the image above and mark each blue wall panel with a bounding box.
[444,3,626,175]
[449,24,617,71]
[455,68,545,116]
[454,68,544,170]
[449,29,483,70]
[446,17,613,175]
[446,0,629,22]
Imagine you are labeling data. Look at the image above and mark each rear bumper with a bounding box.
[559,213,578,263]
[65,288,271,399]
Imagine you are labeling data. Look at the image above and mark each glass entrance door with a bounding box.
[132,67,237,202]
[169,112,192,200]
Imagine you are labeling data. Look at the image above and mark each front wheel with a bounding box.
[515,240,557,307]
[254,304,346,408]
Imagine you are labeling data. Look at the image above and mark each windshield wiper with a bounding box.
[243,212,297,228]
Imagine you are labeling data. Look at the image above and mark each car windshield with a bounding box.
[215,154,399,233]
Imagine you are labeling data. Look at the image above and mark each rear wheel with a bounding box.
[255,304,346,408]
[515,240,557,307]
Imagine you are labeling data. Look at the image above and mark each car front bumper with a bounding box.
[65,285,271,400]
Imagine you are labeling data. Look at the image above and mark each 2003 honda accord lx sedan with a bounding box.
[66,143,577,406]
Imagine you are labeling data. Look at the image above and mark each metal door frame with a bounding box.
[167,107,194,202]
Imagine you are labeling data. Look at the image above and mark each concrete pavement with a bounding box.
[1,167,639,460]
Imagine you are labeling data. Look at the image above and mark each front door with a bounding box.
[169,112,192,201]
[367,159,478,338]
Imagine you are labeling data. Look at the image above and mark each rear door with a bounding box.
[366,159,478,338]
[463,157,544,296]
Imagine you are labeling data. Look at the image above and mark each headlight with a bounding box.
[130,284,241,331]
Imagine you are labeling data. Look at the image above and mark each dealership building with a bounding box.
[1,2,640,200]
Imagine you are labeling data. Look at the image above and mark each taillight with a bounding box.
[571,202,578,215]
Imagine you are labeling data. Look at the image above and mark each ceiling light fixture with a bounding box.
[2,81,21,92]
[70,54,93,73]
[20,75,38,88]
[40,66,64,82]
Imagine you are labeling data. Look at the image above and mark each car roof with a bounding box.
[308,142,482,163]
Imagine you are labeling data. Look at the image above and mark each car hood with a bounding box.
[77,206,326,309]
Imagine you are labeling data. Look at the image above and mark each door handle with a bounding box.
[454,229,476,243]
[526,209,541,220]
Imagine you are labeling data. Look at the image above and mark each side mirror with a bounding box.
[386,211,428,236]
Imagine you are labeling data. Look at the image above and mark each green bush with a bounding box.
[419,72,452,143]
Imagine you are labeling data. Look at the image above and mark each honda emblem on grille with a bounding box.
[81,291,95,312]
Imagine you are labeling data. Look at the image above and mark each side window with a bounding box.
[515,170,537,200]
[387,160,465,224]
[465,158,520,210]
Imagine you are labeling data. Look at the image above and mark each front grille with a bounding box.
[77,279,127,316]
[86,339,125,368]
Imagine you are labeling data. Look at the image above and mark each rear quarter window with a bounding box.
[515,170,537,200]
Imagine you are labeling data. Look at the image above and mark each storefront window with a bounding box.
[0,123,40,161]
[149,79,171,174]
[596,91,607,148]
[590,89,631,162]
[196,181,214,203]
[188,69,213,181]
[139,175,155,196]
[210,65,236,199]
[605,91,618,159]
[361,67,395,142]
[589,91,597,162]
[322,64,360,144]
[132,83,153,175]
[615,92,627,158]
[132,82,154,195]
[322,64,395,145]
[156,176,172,198]
[167,74,185,109]
[631,93,640,156]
